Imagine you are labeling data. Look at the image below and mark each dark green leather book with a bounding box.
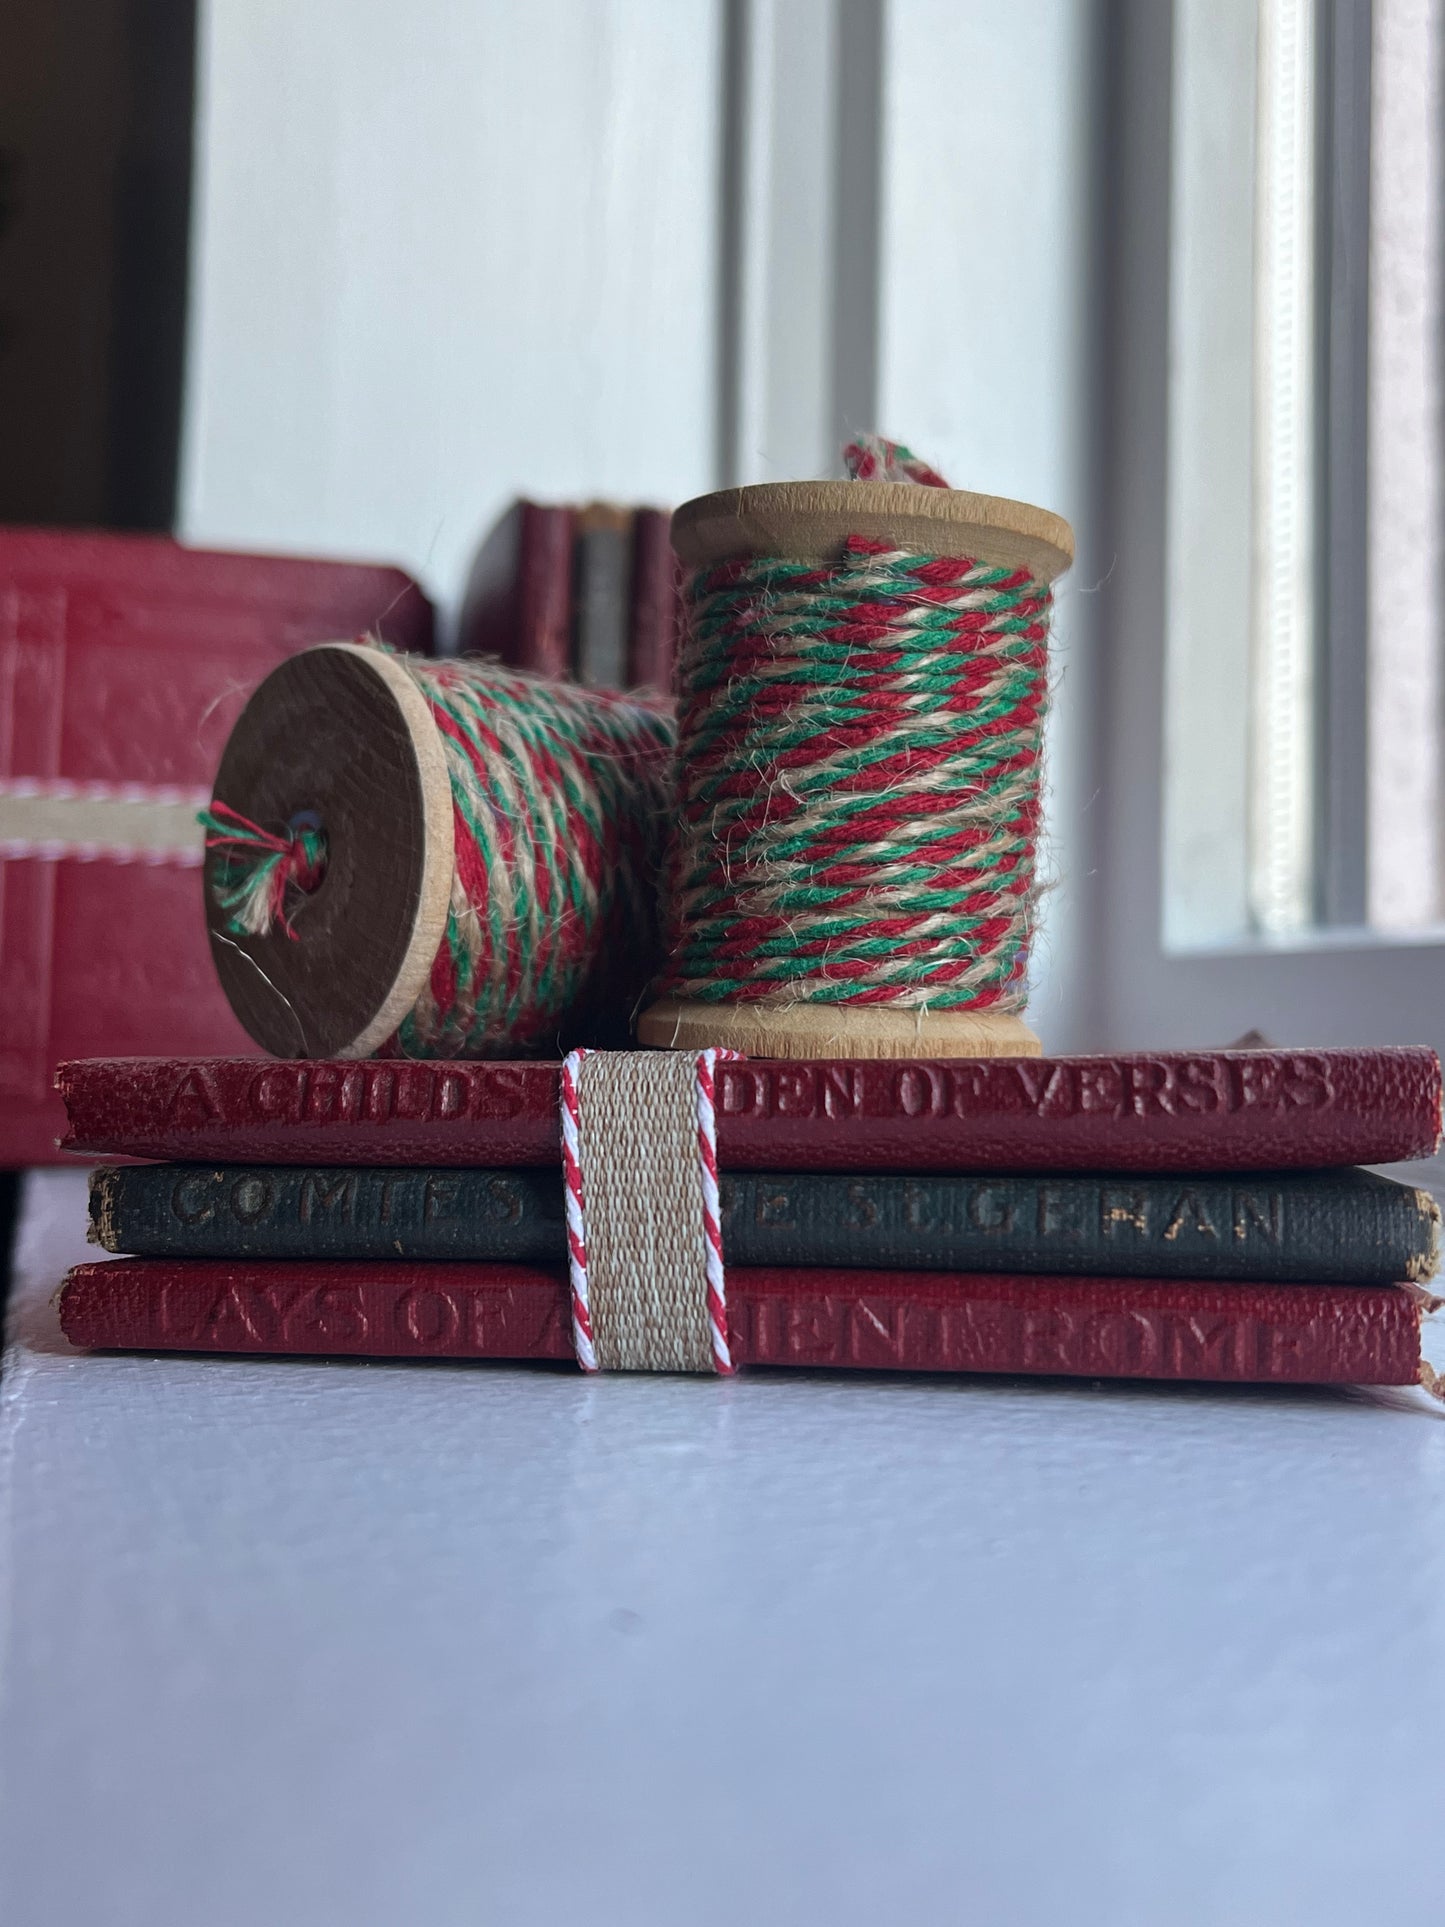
[90,1167,567,1264]
[88,1164,1438,1283]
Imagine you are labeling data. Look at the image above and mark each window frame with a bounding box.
[1092,0,1445,1068]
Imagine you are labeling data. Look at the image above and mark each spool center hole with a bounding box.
[285,810,328,894]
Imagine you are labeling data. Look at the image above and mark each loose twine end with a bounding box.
[200,801,328,941]
[843,435,950,487]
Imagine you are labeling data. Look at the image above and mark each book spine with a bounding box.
[573,507,632,689]
[455,502,522,659]
[59,1261,1422,1386]
[58,1058,565,1166]
[722,1170,1438,1284]
[61,1259,576,1361]
[627,508,678,692]
[712,1053,1445,1173]
[57,1049,1445,1172]
[732,1272,1420,1383]
[89,1165,564,1261]
[515,503,575,678]
[89,1164,1439,1286]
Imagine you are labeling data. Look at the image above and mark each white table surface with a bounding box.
[3,1166,1444,1926]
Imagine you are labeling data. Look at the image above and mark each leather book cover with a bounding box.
[721,1167,1439,1284]
[58,1258,1424,1386]
[457,501,574,677]
[627,507,679,692]
[57,1047,1445,1173]
[88,1162,1440,1287]
[0,531,434,1166]
[89,1163,568,1263]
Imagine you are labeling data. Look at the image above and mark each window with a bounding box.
[1166,0,1443,945]
[1091,0,1445,1113]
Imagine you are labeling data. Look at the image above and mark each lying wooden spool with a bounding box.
[205,642,455,1059]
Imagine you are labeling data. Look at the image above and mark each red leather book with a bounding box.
[57,1047,1443,1173]
[457,501,575,677]
[627,507,679,691]
[0,530,433,1166]
[58,1259,1424,1386]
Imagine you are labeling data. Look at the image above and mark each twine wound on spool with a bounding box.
[203,641,673,1059]
[638,438,1074,1060]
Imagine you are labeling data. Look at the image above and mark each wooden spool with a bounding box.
[636,479,1075,1062]
[206,642,454,1059]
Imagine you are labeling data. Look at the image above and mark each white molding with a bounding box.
[1249,0,1318,934]
[1367,0,1444,928]
[720,0,843,483]
[716,0,883,485]
[1165,0,1258,947]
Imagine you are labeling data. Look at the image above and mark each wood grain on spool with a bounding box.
[671,479,1075,582]
[637,1000,1043,1060]
[205,642,454,1059]
[639,479,1073,1061]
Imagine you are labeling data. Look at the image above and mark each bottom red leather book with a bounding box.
[59,1261,1426,1387]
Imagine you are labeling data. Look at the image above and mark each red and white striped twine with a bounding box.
[559,1048,598,1372]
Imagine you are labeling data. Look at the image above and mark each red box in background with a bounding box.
[0,529,434,1165]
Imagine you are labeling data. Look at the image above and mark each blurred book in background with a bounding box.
[0,529,433,1166]
[459,499,680,692]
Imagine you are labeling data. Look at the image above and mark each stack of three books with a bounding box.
[57,1047,1444,1394]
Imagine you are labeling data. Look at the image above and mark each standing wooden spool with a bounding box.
[636,479,1075,1061]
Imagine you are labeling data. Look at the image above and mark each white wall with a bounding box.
[181,0,723,628]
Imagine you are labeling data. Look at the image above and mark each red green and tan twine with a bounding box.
[651,440,1052,1014]
[841,434,950,487]
[204,650,673,1056]
[201,804,328,940]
